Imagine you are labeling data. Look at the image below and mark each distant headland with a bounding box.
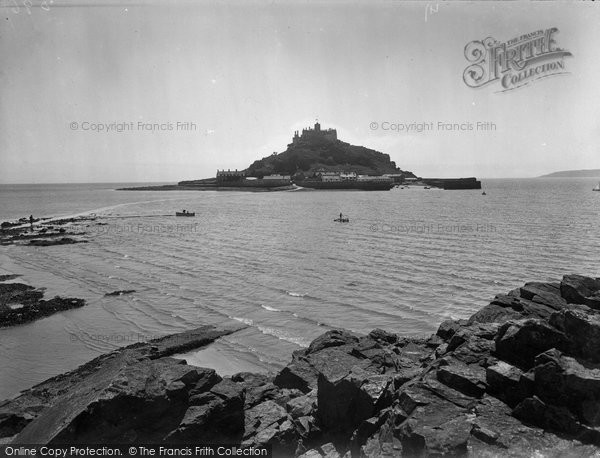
[539,169,600,178]
[119,122,481,191]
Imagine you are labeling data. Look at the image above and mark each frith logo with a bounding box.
[463,28,572,92]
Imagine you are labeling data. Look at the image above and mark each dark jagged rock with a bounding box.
[5,274,600,456]
[485,361,531,406]
[422,373,478,410]
[470,292,563,324]
[28,237,87,246]
[231,372,302,411]
[273,357,320,393]
[494,318,568,369]
[274,335,372,393]
[468,395,595,456]
[0,282,44,305]
[307,329,360,354]
[395,384,472,456]
[549,308,600,362]
[368,329,398,345]
[0,281,85,327]
[467,301,523,324]
[104,289,136,296]
[286,390,317,419]
[167,378,245,443]
[513,395,581,435]
[532,349,600,427]
[519,282,567,310]
[560,274,600,309]
[242,399,301,454]
[436,361,487,398]
[436,319,463,340]
[188,368,222,401]
[243,400,288,441]
[317,366,392,436]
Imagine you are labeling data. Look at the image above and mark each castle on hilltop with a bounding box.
[291,121,337,145]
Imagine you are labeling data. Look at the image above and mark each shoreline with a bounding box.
[117,184,298,192]
[1,274,599,455]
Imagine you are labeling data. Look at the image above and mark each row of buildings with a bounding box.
[215,169,400,184]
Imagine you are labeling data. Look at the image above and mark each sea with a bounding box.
[0,179,599,400]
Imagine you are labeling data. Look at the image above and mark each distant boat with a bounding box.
[482,191,487,195]
[176,211,195,216]
[424,186,431,190]
[593,182,600,191]
[334,213,349,223]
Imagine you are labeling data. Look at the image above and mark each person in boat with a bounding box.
[339,212,343,220]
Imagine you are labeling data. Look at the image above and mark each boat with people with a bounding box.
[334,213,349,223]
[593,182,600,191]
[176,210,195,216]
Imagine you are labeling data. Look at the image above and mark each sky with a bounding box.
[1,0,599,183]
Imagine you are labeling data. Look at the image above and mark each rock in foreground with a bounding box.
[3,274,600,457]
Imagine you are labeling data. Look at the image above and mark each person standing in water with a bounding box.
[29,215,34,231]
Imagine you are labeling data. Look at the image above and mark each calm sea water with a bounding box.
[1,179,599,399]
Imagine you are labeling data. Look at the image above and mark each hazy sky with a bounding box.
[1,1,599,183]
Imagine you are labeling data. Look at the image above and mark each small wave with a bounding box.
[286,291,306,297]
[256,325,310,347]
[261,304,281,312]
[230,316,253,326]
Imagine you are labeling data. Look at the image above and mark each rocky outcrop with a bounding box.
[3,274,600,457]
[560,275,600,309]
[104,289,136,297]
[0,281,85,327]
[0,325,243,442]
[245,133,410,178]
[0,216,92,247]
[27,237,87,246]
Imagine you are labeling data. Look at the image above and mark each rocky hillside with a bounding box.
[2,274,600,456]
[246,138,413,178]
[539,169,600,178]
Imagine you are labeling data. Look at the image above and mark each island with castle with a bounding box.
[119,122,480,191]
